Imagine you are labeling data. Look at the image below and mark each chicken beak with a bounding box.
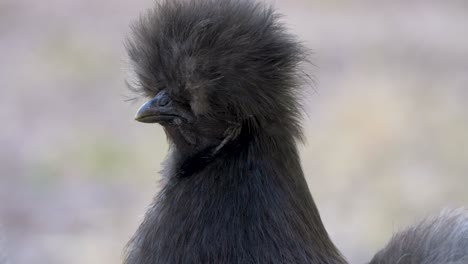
[134,99,178,124]
[135,100,157,123]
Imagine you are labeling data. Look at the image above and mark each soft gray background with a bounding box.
[1,0,467,263]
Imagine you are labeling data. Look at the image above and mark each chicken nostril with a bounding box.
[158,95,170,107]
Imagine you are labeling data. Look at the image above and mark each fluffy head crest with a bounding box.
[127,0,307,139]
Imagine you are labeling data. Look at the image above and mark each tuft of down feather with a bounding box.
[370,208,468,264]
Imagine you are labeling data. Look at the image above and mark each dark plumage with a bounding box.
[369,209,468,264]
[123,0,468,264]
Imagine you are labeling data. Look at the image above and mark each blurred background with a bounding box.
[1,0,467,263]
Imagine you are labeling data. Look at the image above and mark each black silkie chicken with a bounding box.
[124,0,468,263]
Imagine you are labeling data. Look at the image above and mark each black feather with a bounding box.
[369,209,468,264]
[123,1,468,264]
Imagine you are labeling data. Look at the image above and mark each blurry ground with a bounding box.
[1,0,467,263]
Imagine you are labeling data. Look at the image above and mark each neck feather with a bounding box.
[126,124,346,264]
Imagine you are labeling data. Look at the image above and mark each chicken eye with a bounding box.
[158,94,170,106]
